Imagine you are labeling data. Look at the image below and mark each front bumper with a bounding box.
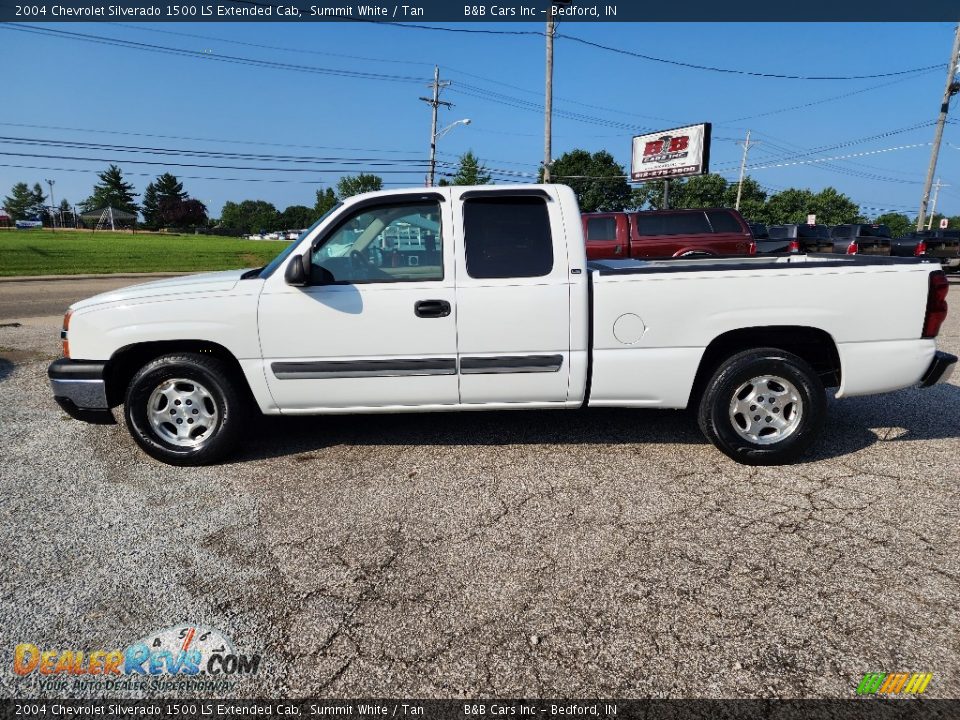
[48,358,115,424]
[918,351,958,388]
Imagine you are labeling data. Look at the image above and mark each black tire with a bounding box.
[123,353,246,466]
[697,347,826,466]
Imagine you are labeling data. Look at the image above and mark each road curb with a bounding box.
[0,272,195,283]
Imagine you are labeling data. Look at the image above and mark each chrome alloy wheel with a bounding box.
[146,378,219,447]
[728,374,803,445]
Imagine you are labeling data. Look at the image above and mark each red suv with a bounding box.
[582,209,756,260]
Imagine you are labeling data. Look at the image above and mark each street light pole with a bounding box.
[420,65,452,187]
[917,23,960,231]
[45,178,56,230]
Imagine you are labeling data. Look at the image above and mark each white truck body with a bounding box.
[51,184,955,465]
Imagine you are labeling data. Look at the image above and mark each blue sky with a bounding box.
[0,21,957,219]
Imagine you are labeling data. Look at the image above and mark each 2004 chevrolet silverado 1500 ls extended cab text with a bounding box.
[48,185,956,466]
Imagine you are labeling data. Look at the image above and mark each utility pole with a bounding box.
[926,178,949,229]
[917,23,960,231]
[663,179,670,210]
[45,178,56,230]
[735,130,758,211]
[543,12,556,182]
[420,65,452,187]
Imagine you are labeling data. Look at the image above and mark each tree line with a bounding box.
[547,149,958,230]
[3,148,950,234]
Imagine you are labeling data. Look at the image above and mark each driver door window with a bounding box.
[311,201,443,284]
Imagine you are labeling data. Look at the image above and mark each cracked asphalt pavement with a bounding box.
[0,282,958,699]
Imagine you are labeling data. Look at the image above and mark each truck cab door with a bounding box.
[452,190,572,406]
[257,191,459,411]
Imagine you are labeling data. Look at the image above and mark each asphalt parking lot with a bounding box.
[0,279,958,699]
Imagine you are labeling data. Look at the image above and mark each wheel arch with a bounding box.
[104,340,254,408]
[688,325,841,407]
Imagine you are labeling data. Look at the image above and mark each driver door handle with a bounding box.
[415,300,451,318]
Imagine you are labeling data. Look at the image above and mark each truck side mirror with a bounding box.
[284,252,310,287]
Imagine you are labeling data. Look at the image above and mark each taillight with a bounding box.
[61,310,72,358]
[914,240,927,257]
[747,241,757,255]
[788,240,801,253]
[922,271,949,338]
[846,241,858,255]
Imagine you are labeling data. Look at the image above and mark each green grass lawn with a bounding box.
[0,229,290,277]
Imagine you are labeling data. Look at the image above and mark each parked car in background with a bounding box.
[582,208,755,260]
[767,224,835,253]
[749,222,796,255]
[830,223,892,256]
[892,230,960,270]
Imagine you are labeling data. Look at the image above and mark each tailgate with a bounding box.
[857,238,892,256]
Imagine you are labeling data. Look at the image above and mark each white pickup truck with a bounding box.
[49,184,955,466]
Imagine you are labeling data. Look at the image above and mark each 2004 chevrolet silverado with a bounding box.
[48,185,956,466]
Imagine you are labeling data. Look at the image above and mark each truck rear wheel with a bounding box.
[697,348,825,465]
[123,353,245,466]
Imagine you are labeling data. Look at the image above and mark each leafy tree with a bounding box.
[442,150,492,186]
[81,165,138,215]
[314,187,338,217]
[220,200,280,234]
[2,182,46,221]
[280,205,314,230]
[809,187,861,225]
[636,174,727,210]
[159,198,208,228]
[874,212,913,239]
[722,177,768,221]
[336,173,383,198]
[142,173,187,228]
[762,188,817,225]
[545,149,631,213]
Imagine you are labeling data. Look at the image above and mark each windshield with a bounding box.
[257,203,343,278]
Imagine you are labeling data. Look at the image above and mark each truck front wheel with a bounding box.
[123,353,245,466]
[697,348,825,465]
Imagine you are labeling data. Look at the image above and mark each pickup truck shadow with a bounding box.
[808,381,960,462]
[237,381,960,463]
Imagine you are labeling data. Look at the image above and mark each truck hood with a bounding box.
[70,269,250,311]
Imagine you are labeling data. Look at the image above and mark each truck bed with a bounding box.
[585,254,940,409]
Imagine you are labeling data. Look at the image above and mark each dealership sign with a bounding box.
[631,123,711,181]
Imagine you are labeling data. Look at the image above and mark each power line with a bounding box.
[0,121,425,155]
[0,24,430,84]
[719,71,940,124]
[357,21,943,81]
[555,33,943,81]
[745,142,931,172]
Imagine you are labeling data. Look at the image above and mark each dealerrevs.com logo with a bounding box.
[856,672,933,695]
[13,624,260,694]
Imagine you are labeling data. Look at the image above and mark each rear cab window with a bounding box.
[635,211,711,237]
[586,216,618,242]
[706,211,744,234]
[463,196,553,279]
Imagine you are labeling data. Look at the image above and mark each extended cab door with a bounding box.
[257,191,459,411]
[452,189,573,405]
